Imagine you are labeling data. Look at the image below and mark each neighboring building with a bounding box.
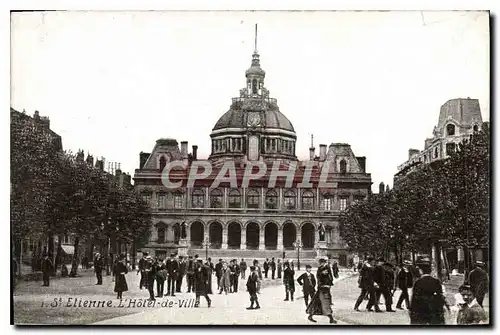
[394,97,483,184]
[134,32,372,265]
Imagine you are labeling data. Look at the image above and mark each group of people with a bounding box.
[353,256,489,325]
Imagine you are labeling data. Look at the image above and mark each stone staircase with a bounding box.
[187,248,318,263]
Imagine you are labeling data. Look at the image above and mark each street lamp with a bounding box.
[203,237,209,261]
[293,239,303,271]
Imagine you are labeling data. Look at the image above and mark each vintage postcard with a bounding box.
[10,10,490,325]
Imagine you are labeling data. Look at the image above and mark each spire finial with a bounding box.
[311,134,314,148]
[254,23,258,54]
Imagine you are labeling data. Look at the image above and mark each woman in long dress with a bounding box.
[114,254,128,299]
[219,262,231,294]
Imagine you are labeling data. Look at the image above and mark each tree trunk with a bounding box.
[54,239,62,276]
[69,236,80,277]
[131,241,136,270]
[463,245,471,282]
[48,234,55,275]
[431,243,438,278]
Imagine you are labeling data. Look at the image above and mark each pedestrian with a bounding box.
[143,256,156,301]
[297,264,316,307]
[409,257,448,325]
[240,258,247,280]
[277,259,282,279]
[306,258,337,324]
[372,258,395,312]
[155,258,167,297]
[194,259,211,307]
[246,266,260,310]
[165,253,179,296]
[219,261,231,294]
[137,252,148,289]
[254,260,263,293]
[186,256,195,293]
[206,258,214,294]
[176,256,186,293]
[456,284,488,324]
[215,258,223,291]
[270,257,276,279]
[353,257,379,312]
[94,253,103,285]
[263,258,269,278]
[230,259,240,293]
[113,254,128,300]
[283,261,295,301]
[41,253,53,287]
[290,260,295,271]
[332,261,340,279]
[396,260,413,310]
[468,261,488,308]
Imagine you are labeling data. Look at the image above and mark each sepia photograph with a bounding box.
[10,10,490,326]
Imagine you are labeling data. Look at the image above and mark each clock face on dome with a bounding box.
[247,112,261,127]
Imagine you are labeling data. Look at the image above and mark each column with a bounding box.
[296,227,301,245]
[314,223,319,245]
[316,188,320,210]
[260,187,264,209]
[241,227,246,250]
[205,187,210,209]
[242,188,247,209]
[277,227,283,250]
[259,225,265,250]
[297,187,301,210]
[166,225,175,242]
[204,225,210,245]
[224,188,228,208]
[278,188,282,210]
[186,188,191,209]
[222,225,228,249]
[186,223,191,242]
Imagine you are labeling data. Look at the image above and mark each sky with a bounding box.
[10,10,490,192]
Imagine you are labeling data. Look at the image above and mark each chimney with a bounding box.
[192,145,198,161]
[379,182,385,194]
[408,149,420,160]
[357,156,366,172]
[139,152,150,169]
[309,147,315,161]
[181,141,188,158]
[319,144,327,161]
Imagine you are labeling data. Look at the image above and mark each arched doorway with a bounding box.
[301,222,315,249]
[264,222,278,250]
[209,222,223,249]
[190,221,204,248]
[283,221,296,250]
[227,222,241,249]
[173,223,180,244]
[246,222,260,250]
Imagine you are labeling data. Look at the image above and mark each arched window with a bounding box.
[228,189,241,208]
[446,143,456,156]
[284,190,296,209]
[265,189,278,209]
[252,79,258,94]
[339,159,347,174]
[157,223,166,243]
[192,189,204,208]
[302,190,314,210]
[159,155,167,171]
[247,189,260,209]
[210,189,223,208]
[447,124,456,136]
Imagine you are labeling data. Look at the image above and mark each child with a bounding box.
[246,266,260,310]
[456,284,488,325]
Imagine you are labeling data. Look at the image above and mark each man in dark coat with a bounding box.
[332,261,340,279]
[396,260,413,310]
[155,259,167,297]
[246,266,260,310]
[94,253,104,285]
[354,257,379,312]
[144,256,156,301]
[206,258,214,294]
[306,258,337,323]
[41,254,53,287]
[240,259,247,280]
[186,256,195,293]
[263,259,269,278]
[409,258,447,324]
[372,258,395,312]
[277,259,282,279]
[215,258,223,291]
[176,256,186,293]
[113,254,128,299]
[137,252,148,289]
[297,264,316,307]
[229,259,240,293]
[165,253,179,296]
[194,259,211,307]
[468,261,489,307]
[270,257,276,279]
[283,261,295,301]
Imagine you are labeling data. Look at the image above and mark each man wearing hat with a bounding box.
[246,265,260,310]
[354,256,379,312]
[214,258,223,292]
[283,261,295,301]
[137,252,148,289]
[306,258,337,324]
[94,252,104,285]
[409,257,447,324]
[371,258,395,312]
[176,256,186,293]
[297,264,316,307]
[396,260,414,310]
[468,261,488,308]
[144,255,156,301]
[194,259,211,307]
[165,253,179,296]
[186,256,195,293]
[456,284,488,324]
[41,253,53,287]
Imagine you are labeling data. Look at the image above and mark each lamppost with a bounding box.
[203,237,209,261]
[293,239,303,271]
